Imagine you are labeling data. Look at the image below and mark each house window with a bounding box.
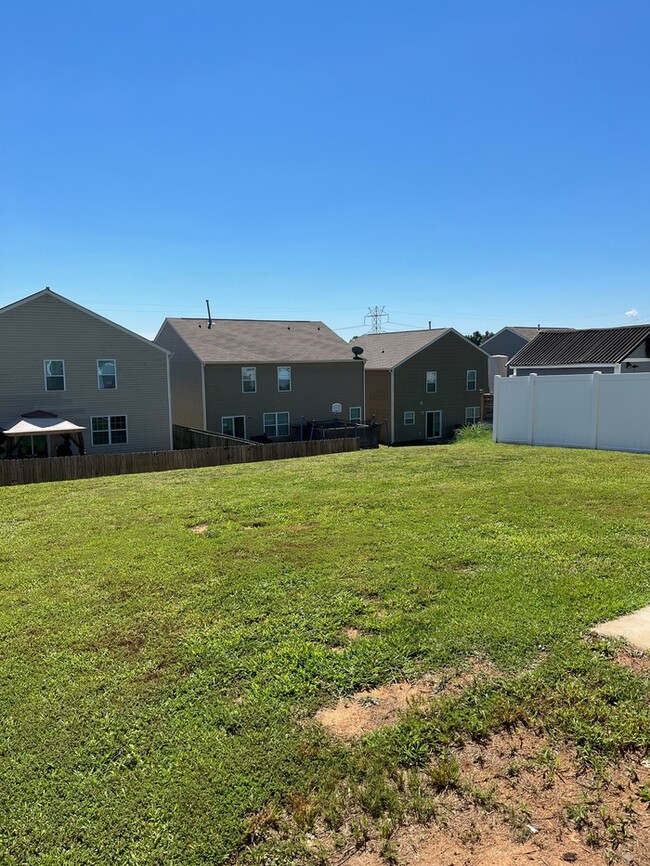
[466,369,477,391]
[425,371,437,393]
[222,416,246,438]
[404,411,415,425]
[277,366,291,392]
[44,360,65,391]
[349,406,362,423]
[465,406,480,424]
[91,415,128,446]
[425,410,443,439]
[242,367,257,393]
[97,359,117,390]
[263,411,290,438]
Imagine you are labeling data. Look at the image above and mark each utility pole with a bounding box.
[364,306,389,333]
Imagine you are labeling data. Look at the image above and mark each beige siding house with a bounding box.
[155,318,365,439]
[362,329,489,443]
[0,288,172,455]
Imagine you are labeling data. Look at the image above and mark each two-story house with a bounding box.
[362,328,489,443]
[155,317,365,439]
[0,288,172,456]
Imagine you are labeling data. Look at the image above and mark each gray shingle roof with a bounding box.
[358,329,449,369]
[509,325,650,367]
[508,326,574,341]
[163,318,357,363]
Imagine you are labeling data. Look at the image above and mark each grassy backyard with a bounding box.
[1,431,650,864]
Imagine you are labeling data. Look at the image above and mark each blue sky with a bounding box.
[2,1,649,339]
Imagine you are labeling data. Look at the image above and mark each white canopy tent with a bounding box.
[0,412,86,458]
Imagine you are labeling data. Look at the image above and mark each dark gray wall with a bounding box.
[203,361,365,438]
[481,330,530,359]
[155,322,205,428]
[392,332,489,442]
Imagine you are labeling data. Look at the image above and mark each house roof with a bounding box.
[507,326,574,341]
[359,329,452,369]
[509,325,650,367]
[161,318,358,363]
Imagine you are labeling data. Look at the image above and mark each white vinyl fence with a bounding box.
[493,371,650,454]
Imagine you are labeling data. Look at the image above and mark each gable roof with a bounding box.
[509,325,650,367]
[358,328,488,370]
[0,288,170,355]
[160,318,357,363]
[482,325,574,350]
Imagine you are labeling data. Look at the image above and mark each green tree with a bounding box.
[465,330,495,346]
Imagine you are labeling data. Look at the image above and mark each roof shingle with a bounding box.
[162,318,356,363]
[358,329,449,369]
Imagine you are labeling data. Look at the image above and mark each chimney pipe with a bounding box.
[206,299,213,329]
[428,321,431,330]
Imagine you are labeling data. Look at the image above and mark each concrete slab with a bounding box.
[593,604,650,652]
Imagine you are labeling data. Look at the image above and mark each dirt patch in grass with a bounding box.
[189,523,209,534]
[315,660,495,739]
[611,648,650,676]
[330,627,363,654]
[338,727,650,866]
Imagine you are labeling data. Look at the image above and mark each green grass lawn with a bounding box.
[1,432,650,864]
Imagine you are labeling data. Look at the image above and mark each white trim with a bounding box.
[425,409,443,439]
[425,370,437,393]
[464,406,480,423]
[277,365,291,392]
[263,411,290,438]
[511,364,617,374]
[96,358,117,390]
[44,359,66,392]
[90,414,128,446]
[466,369,477,391]
[0,288,171,355]
[221,415,247,438]
[241,366,257,393]
[404,410,415,425]
[349,406,362,422]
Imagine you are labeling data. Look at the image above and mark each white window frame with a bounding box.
[90,415,128,446]
[466,369,477,391]
[425,410,443,439]
[242,367,257,393]
[349,406,362,423]
[44,360,66,391]
[425,370,437,393]
[277,366,291,392]
[263,411,290,438]
[465,406,480,424]
[221,415,246,438]
[97,359,117,390]
[404,410,415,426]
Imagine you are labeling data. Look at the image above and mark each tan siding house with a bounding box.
[155,318,365,439]
[361,329,489,443]
[0,289,172,455]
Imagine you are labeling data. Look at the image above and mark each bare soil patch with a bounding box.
[338,728,650,866]
[189,523,209,534]
[315,659,495,739]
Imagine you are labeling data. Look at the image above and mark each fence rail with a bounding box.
[0,437,360,487]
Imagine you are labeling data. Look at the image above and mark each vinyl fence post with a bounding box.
[492,375,501,442]
[591,371,602,450]
[528,374,537,446]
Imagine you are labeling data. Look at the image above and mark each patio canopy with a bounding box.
[1,415,86,436]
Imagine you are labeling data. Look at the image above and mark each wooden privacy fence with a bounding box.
[0,437,360,487]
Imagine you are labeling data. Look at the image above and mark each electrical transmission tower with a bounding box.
[364,306,389,333]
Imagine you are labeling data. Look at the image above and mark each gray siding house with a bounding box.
[155,318,365,439]
[0,288,172,456]
[482,326,574,360]
[508,325,650,376]
[362,329,489,444]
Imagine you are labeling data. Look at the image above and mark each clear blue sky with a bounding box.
[2,1,649,339]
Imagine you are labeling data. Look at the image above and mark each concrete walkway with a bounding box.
[593,604,650,651]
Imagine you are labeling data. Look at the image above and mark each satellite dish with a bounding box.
[351,345,364,358]
[332,403,342,415]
